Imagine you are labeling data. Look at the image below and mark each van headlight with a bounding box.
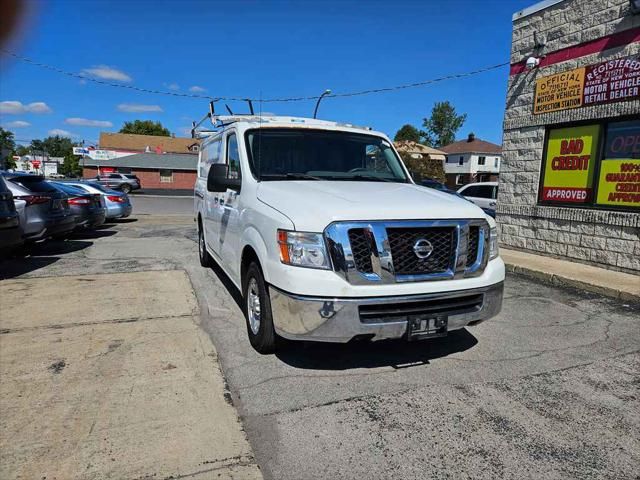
[277,230,330,269]
[489,227,499,260]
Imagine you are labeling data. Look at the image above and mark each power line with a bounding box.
[1,48,509,103]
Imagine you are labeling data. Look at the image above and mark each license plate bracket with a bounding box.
[407,314,448,340]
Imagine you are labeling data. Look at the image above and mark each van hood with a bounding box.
[257,181,487,231]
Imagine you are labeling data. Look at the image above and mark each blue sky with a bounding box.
[0,0,533,147]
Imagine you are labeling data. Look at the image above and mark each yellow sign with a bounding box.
[540,125,600,204]
[596,160,640,207]
[534,67,585,114]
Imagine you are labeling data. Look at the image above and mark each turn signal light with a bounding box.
[107,195,126,203]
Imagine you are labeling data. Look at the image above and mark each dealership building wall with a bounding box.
[498,0,640,273]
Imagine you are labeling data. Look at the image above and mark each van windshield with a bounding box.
[245,128,408,183]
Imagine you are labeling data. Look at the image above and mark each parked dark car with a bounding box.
[1,173,75,241]
[0,176,23,253]
[51,182,106,229]
[421,178,449,191]
[93,173,141,194]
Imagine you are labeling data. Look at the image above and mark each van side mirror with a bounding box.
[207,164,241,192]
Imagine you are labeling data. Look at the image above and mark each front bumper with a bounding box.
[269,281,503,343]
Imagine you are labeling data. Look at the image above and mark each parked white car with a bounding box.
[457,181,498,211]
[194,115,504,353]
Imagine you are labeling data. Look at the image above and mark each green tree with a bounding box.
[30,135,80,177]
[398,151,445,184]
[16,145,30,156]
[119,120,171,136]
[421,101,467,147]
[394,124,422,143]
[0,127,17,169]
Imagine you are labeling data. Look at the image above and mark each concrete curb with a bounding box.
[504,262,639,303]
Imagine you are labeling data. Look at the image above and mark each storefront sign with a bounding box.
[540,124,600,203]
[533,55,640,114]
[584,57,640,106]
[534,67,585,114]
[596,120,640,208]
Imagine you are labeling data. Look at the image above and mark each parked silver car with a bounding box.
[64,181,132,219]
[2,173,75,241]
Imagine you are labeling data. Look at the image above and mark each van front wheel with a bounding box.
[243,263,277,354]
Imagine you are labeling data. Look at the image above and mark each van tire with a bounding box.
[198,224,213,267]
[243,262,277,354]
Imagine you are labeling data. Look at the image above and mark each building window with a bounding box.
[456,174,464,185]
[478,156,486,166]
[538,118,639,211]
[160,169,173,183]
[458,156,464,166]
[189,144,200,153]
[494,157,499,168]
[118,167,132,174]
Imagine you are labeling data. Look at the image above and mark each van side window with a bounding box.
[199,138,222,178]
[227,133,241,180]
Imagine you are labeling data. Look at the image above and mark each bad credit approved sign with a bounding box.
[540,125,600,204]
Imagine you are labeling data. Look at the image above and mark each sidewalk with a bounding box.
[0,270,262,480]
[501,248,640,303]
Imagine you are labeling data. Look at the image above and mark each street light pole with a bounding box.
[313,89,332,119]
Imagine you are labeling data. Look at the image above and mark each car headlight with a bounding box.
[277,230,330,269]
[489,227,499,260]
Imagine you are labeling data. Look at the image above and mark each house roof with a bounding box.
[84,153,197,171]
[99,132,200,154]
[394,141,446,157]
[439,134,502,155]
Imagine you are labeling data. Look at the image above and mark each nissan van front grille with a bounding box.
[387,227,455,275]
[324,219,489,285]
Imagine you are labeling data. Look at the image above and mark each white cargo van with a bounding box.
[194,111,504,353]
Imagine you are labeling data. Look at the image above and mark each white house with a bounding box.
[440,133,502,189]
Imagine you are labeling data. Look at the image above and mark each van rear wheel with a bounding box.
[243,262,277,354]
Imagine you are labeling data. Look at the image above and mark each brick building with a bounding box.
[81,132,200,191]
[82,153,197,190]
[499,0,640,273]
[440,134,502,189]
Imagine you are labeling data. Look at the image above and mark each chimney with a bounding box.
[467,133,475,142]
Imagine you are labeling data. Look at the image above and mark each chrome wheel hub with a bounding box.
[247,278,261,335]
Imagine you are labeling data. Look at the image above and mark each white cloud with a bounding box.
[3,120,31,128]
[0,101,53,114]
[165,83,180,91]
[65,117,113,128]
[81,65,132,82]
[48,129,76,138]
[117,103,163,113]
[179,126,193,136]
[189,85,206,93]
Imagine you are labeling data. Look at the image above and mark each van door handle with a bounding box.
[195,191,204,199]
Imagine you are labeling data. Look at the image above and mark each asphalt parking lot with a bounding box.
[1,199,638,480]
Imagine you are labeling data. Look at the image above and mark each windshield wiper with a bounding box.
[260,173,324,181]
[347,174,396,183]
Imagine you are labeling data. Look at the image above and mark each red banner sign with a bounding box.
[583,56,640,106]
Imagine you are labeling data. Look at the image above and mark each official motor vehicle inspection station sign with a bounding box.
[533,55,640,115]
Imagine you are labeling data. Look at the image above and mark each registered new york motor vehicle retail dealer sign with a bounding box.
[533,55,640,115]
